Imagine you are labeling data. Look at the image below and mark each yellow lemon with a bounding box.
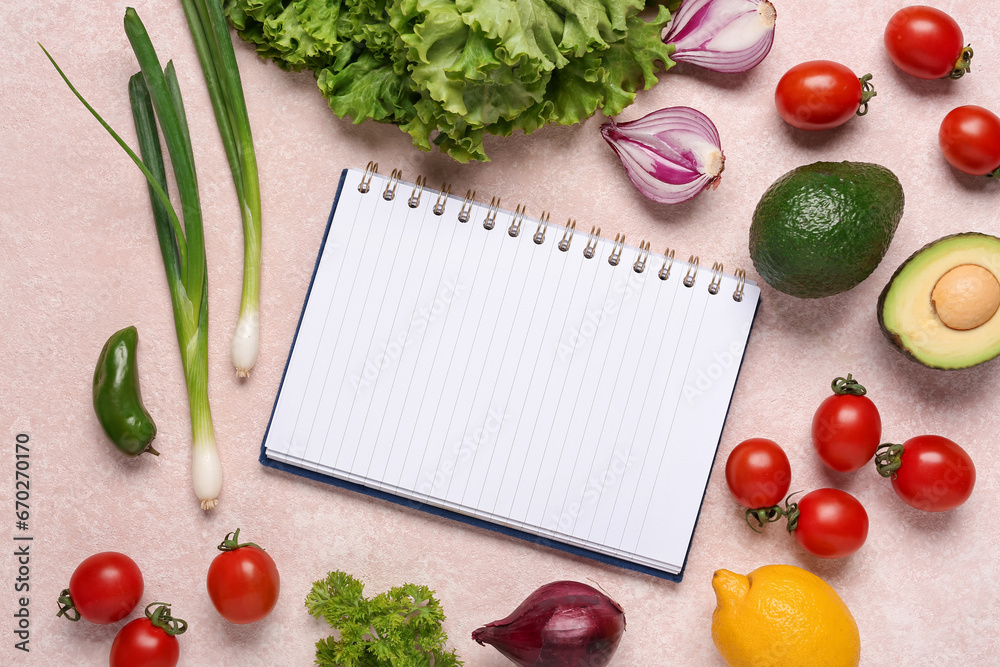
[711,564,860,667]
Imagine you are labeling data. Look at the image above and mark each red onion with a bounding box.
[471,581,626,667]
[665,0,777,73]
[601,106,724,205]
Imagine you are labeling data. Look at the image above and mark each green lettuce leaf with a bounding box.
[316,52,419,124]
[293,0,342,52]
[225,0,677,161]
[456,0,567,72]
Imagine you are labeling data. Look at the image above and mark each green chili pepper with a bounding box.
[93,326,158,457]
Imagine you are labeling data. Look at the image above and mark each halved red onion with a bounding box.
[665,0,777,73]
[601,106,725,205]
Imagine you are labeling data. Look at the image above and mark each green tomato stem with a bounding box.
[145,602,188,637]
[217,527,264,551]
[782,492,803,533]
[56,589,80,621]
[744,505,784,533]
[947,46,974,80]
[875,443,904,478]
[831,373,867,396]
[856,74,876,117]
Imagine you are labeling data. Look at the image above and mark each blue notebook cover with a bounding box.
[258,168,760,582]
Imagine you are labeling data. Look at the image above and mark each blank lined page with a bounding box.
[263,167,761,576]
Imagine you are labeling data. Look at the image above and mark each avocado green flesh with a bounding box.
[879,233,1000,369]
[750,162,904,299]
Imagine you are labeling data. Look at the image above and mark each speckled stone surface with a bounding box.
[3,1,1000,665]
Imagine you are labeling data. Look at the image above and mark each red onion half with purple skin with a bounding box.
[471,581,626,667]
[665,0,777,73]
[601,106,725,205]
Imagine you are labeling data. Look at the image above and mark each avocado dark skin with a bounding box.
[750,161,904,299]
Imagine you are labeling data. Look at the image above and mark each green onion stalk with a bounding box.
[180,0,261,378]
[40,7,223,510]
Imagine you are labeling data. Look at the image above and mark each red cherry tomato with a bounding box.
[58,552,143,624]
[207,529,280,624]
[811,374,881,473]
[939,105,1000,176]
[789,488,869,559]
[884,6,971,80]
[110,603,186,667]
[725,438,791,509]
[876,435,976,511]
[774,60,872,131]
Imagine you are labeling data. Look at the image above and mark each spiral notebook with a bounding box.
[260,165,760,580]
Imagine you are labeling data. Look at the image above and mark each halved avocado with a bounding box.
[878,233,1000,369]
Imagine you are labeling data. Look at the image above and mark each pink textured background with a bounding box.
[3,1,1000,665]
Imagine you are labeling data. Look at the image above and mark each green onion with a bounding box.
[40,6,223,510]
[180,0,262,378]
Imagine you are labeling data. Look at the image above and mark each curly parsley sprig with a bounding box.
[305,571,462,667]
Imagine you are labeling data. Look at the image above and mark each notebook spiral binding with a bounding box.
[533,212,551,245]
[408,176,426,208]
[358,161,747,301]
[458,190,476,223]
[683,256,700,288]
[509,204,527,237]
[583,226,601,259]
[633,241,651,274]
[558,219,576,252]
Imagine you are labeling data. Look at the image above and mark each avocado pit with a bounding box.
[931,264,1000,330]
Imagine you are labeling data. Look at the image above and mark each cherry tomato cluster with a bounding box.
[725,373,976,560]
[57,529,279,665]
[774,6,1000,177]
[813,374,976,513]
[56,552,183,666]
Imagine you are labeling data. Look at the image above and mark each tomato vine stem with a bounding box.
[217,527,263,552]
[781,492,803,533]
[56,589,80,621]
[856,74,876,116]
[831,374,867,396]
[875,443,905,478]
[744,506,784,533]
[145,602,188,637]
[947,46,973,79]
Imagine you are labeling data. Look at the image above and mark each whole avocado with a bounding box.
[749,161,904,298]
